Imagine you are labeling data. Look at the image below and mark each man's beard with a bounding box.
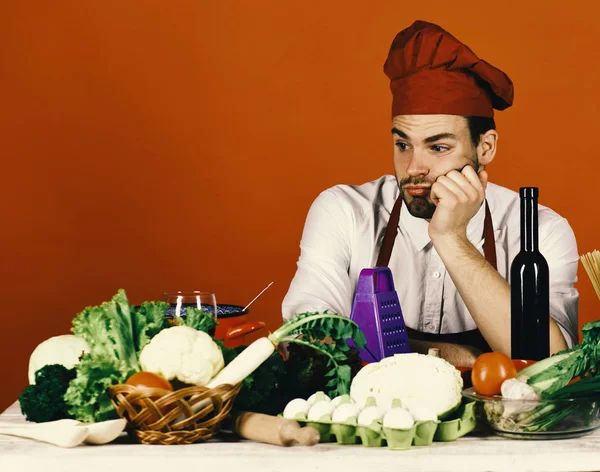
[399,177,437,219]
[397,155,479,219]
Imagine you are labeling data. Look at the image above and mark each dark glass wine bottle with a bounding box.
[510,187,550,360]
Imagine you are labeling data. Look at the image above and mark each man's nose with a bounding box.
[406,150,430,177]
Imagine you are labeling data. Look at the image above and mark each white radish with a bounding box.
[186,312,364,419]
[183,337,276,418]
[207,337,276,389]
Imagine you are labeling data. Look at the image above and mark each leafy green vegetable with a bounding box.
[280,342,363,400]
[64,355,123,423]
[211,340,287,414]
[267,311,367,397]
[65,289,141,423]
[518,319,600,397]
[548,375,600,400]
[181,307,218,334]
[232,347,286,414]
[71,289,139,373]
[494,320,600,433]
[131,301,171,353]
[19,365,76,423]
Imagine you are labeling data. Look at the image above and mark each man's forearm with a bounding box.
[432,235,567,356]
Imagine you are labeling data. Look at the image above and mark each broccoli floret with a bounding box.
[19,364,76,423]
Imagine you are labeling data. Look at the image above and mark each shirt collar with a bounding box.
[399,199,487,252]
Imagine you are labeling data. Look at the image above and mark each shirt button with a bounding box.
[433,271,441,278]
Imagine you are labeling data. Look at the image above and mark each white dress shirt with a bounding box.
[282,175,579,348]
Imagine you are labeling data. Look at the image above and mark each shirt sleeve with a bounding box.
[282,189,354,321]
[540,216,580,348]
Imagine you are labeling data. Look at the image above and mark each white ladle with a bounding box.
[0,418,127,448]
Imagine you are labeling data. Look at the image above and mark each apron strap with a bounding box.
[376,195,403,267]
[377,197,497,269]
[375,195,497,353]
[483,199,497,270]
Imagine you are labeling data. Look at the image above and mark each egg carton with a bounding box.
[290,401,477,450]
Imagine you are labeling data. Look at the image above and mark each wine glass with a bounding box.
[162,291,218,321]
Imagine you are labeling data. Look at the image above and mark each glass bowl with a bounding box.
[462,387,600,439]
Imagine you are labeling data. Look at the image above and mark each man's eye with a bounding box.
[431,144,450,152]
[395,142,409,151]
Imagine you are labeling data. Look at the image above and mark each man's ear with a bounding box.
[477,129,498,168]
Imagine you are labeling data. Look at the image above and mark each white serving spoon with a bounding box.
[0,418,127,448]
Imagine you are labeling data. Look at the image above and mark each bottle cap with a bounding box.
[520,187,538,198]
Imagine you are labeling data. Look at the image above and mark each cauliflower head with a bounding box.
[350,353,463,418]
[28,334,90,384]
[139,326,224,386]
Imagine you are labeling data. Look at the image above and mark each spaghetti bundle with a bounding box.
[581,250,600,301]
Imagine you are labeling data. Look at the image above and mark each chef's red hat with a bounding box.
[384,20,514,118]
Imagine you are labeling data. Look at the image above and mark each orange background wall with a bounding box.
[1,1,599,413]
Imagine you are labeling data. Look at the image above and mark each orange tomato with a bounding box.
[126,371,174,391]
[471,352,518,396]
[511,359,537,371]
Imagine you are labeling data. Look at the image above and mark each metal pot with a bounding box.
[212,304,266,348]
[163,303,266,348]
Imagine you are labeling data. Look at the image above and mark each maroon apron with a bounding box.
[375,196,496,353]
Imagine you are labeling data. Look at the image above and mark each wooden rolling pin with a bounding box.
[233,411,320,447]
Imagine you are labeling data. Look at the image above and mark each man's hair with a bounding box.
[465,116,496,147]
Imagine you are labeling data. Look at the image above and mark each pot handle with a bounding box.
[225,321,266,340]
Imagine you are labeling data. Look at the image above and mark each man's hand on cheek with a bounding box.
[428,166,488,241]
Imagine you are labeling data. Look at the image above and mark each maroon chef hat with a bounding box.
[384,20,514,117]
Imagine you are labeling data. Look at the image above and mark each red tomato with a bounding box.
[126,371,174,391]
[471,352,518,396]
[511,359,537,371]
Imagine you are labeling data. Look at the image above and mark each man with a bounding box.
[282,20,579,357]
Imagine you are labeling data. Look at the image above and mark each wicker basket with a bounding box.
[107,382,242,445]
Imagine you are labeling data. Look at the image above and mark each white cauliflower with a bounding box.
[350,353,463,418]
[28,335,90,384]
[139,326,224,386]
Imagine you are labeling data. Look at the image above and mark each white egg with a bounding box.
[332,403,361,423]
[357,406,383,426]
[307,391,331,405]
[307,401,335,421]
[331,394,352,408]
[282,399,310,419]
[383,408,415,429]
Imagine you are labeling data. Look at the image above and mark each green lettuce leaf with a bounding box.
[71,289,139,370]
[66,289,140,422]
[64,354,124,423]
[182,307,217,334]
[131,301,171,353]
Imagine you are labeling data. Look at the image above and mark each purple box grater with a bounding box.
[348,267,411,362]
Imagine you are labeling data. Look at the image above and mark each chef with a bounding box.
[282,20,579,357]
